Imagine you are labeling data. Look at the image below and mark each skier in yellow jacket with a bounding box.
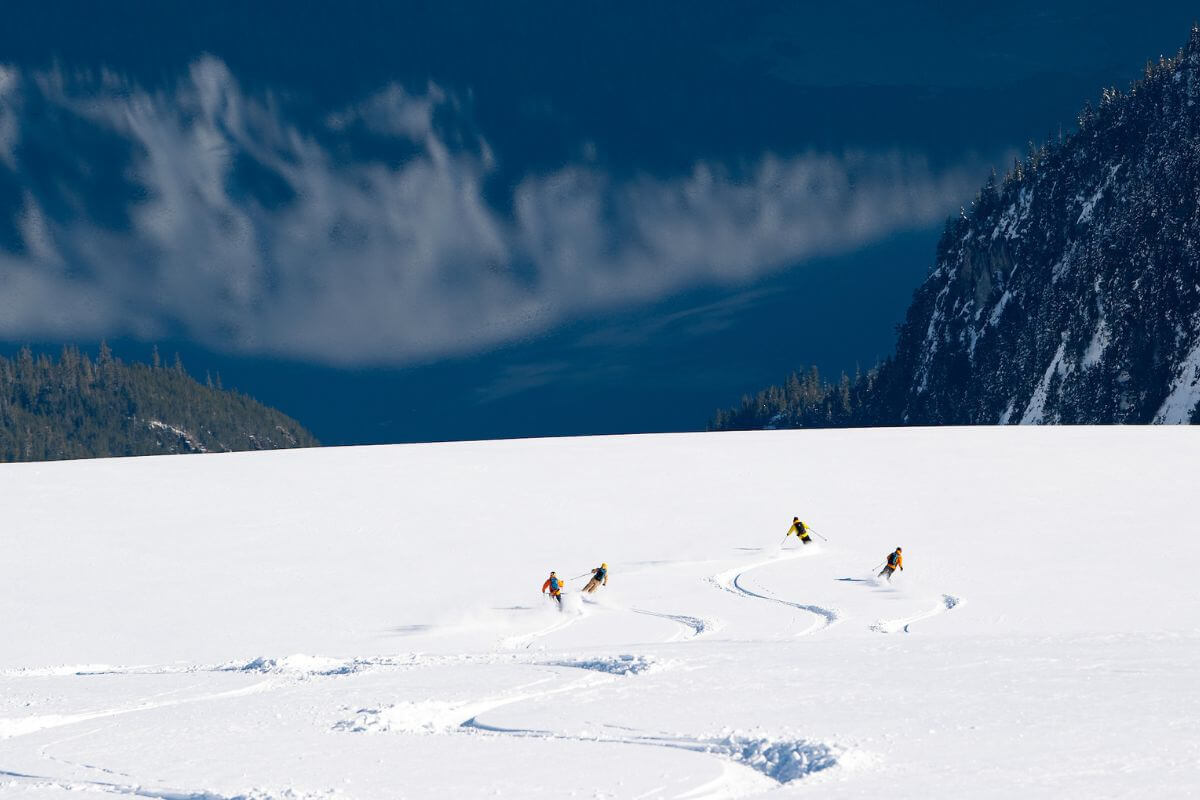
[583,563,608,593]
[787,517,813,545]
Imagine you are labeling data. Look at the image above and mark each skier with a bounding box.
[542,571,564,608]
[787,517,813,545]
[878,548,903,581]
[583,563,608,593]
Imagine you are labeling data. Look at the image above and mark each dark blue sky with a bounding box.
[1,3,1196,443]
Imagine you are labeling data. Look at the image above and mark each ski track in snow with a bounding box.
[0,548,879,796]
[329,653,848,795]
[41,731,139,784]
[499,587,719,648]
[332,660,843,795]
[499,605,587,650]
[0,653,530,795]
[0,766,335,800]
[0,654,422,680]
[630,608,720,641]
[708,549,839,635]
[458,718,839,794]
[332,672,602,735]
[870,594,963,634]
[0,679,277,740]
[0,678,322,800]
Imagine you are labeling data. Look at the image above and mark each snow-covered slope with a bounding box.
[2,428,1198,798]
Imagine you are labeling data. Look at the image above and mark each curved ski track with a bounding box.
[870,594,963,634]
[0,677,289,799]
[459,717,837,796]
[335,659,841,796]
[709,550,839,635]
[630,608,718,641]
[502,592,719,649]
[501,610,584,650]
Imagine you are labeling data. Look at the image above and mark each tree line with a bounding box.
[0,344,318,462]
[708,366,886,431]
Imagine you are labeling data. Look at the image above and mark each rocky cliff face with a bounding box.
[883,28,1200,425]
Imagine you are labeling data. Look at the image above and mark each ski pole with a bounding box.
[569,571,591,580]
[808,528,829,542]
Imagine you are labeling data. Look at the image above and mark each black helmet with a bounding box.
[896,547,902,552]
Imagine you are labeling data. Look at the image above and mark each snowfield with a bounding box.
[2,427,1199,798]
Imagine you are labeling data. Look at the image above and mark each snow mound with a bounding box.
[543,654,660,675]
[218,655,358,676]
[710,734,840,783]
[203,790,339,800]
[333,700,475,734]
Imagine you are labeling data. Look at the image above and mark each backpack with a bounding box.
[887,552,898,567]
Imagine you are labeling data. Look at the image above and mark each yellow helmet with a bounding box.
[601,562,608,569]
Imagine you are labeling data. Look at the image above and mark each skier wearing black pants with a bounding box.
[879,548,903,581]
[788,517,813,544]
[542,572,564,608]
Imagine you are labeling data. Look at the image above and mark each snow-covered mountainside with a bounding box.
[2,428,1198,798]
[883,27,1200,425]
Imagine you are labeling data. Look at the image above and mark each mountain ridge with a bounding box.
[713,25,1200,429]
[0,344,317,461]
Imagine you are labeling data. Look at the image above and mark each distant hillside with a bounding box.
[0,345,317,461]
[708,366,879,432]
[714,25,1200,430]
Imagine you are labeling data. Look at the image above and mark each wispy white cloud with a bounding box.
[0,57,983,365]
[325,83,445,140]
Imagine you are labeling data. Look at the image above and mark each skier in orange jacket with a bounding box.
[542,572,563,608]
[878,548,903,581]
